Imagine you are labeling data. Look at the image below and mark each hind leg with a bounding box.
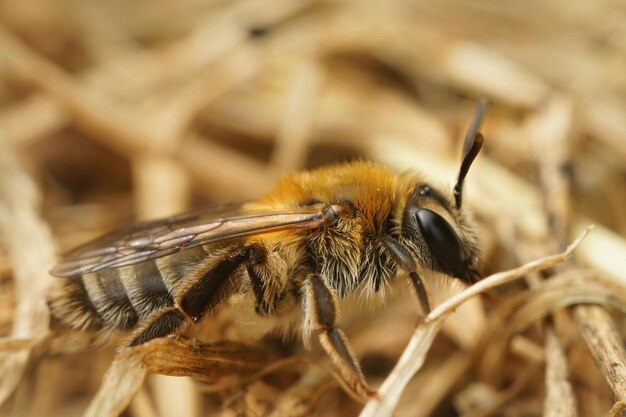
[128,246,256,346]
[126,242,292,346]
[129,307,188,346]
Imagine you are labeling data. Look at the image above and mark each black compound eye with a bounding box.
[416,208,466,280]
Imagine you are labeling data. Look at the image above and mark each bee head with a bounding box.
[399,102,485,284]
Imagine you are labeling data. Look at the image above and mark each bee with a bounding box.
[49,103,486,398]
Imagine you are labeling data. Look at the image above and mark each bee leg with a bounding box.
[408,271,430,315]
[303,274,376,398]
[178,247,252,323]
[246,245,288,316]
[128,246,258,347]
[382,237,431,315]
[248,267,272,315]
[128,307,188,347]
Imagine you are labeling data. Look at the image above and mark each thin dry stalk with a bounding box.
[609,401,626,417]
[0,0,310,148]
[84,346,148,417]
[529,94,578,417]
[0,138,55,407]
[544,329,577,417]
[427,227,590,323]
[150,376,198,417]
[0,95,66,145]
[571,222,626,287]
[196,59,453,154]
[128,386,159,417]
[359,230,589,417]
[271,58,323,172]
[396,352,472,417]
[531,93,626,412]
[476,270,626,386]
[0,26,147,155]
[0,26,274,199]
[582,96,626,163]
[359,319,441,417]
[573,306,626,404]
[133,157,191,220]
[266,366,333,417]
[530,94,574,250]
[364,4,549,107]
[461,363,540,417]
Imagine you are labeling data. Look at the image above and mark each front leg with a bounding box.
[302,274,376,398]
[382,237,431,315]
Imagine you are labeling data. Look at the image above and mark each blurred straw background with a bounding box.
[0,0,626,416]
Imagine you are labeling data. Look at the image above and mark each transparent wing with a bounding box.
[51,202,330,277]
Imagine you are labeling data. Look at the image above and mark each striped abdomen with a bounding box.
[48,246,210,331]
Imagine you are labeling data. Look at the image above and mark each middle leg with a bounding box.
[302,273,375,398]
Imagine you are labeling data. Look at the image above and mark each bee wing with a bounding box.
[51,203,330,277]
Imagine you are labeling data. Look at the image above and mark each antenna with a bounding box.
[453,100,486,209]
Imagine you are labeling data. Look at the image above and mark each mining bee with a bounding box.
[49,103,486,398]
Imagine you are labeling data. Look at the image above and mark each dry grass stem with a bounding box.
[574,306,626,404]
[583,97,626,162]
[530,94,578,417]
[360,230,589,417]
[84,347,148,417]
[0,138,55,407]
[609,402,626,417]
[531,88,626,415]
[427,227,590,323]
[476,270,626,386]
[396,352,472,417]
[266,367,332,417]
[530,94,574,249]
[544,329,577,417]
[462,363,540,417]
[271,58,323,172]
[0,24,281,202]
[128,385,159,417]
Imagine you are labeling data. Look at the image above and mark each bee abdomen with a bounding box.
[48,276,104,331]
[49,260,175,332]
[81,267,138,330]
[119,261,174,318]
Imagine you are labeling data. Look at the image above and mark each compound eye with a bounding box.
[416,208,466,279]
